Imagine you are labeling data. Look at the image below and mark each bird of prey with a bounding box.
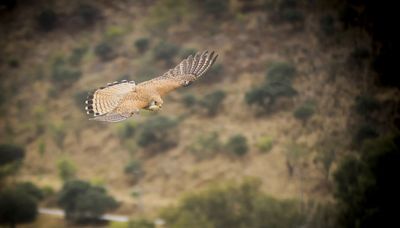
[85,51,218,122]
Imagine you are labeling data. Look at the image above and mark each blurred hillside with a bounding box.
[1,0,399,227]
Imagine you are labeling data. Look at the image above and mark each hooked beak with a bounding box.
[148,104,162,111]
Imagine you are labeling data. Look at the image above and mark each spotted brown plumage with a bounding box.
[85,50,218,122]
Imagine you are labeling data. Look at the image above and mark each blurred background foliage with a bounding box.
[1,0,399,227]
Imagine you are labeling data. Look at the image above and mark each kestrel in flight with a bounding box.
[85,51,218,122]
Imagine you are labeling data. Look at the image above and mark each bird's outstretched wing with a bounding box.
[140,51,218,95]
[85,80,136,121]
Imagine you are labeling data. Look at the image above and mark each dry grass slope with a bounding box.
[1,0,387,219]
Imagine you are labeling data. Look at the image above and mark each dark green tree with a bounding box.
[57,180,118,223]
[334,134,400,227]
[0,144,24,166]
[0,144,25,180]
[15,182,44,201]
[0,189,38,228]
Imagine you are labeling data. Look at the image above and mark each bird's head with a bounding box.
[148,99,163,111]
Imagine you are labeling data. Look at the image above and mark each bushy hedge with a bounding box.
[136,116,179,153]
[293,100,316,123]
[134,37,150,54]
[245,62,297,113]
[160,179,305,228]
[199,90,226,116]
[226,134,248,156]
[0,188,38,227]
[188,132,222,160]
[256,136,274,153]
[94,41,114,61]
[58,180,118,224]
[124,160,144,182]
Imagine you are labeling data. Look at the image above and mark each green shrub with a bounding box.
[51,58,82,89]
[58,180,118,223]
[36,9,57,32]
[137,116,179,153]
[41,185,55,197]
[199,90,226,116]
[245,62,297,112]
[15,182,44,201]
[0,188,38,227]
[355,95,380,115]
[293,100,316,123]
[266,62,296,85]
[245,83,297,110]
[256,136,274,153]
[181,93,197,108]
[105,26,126,39]
[226,134,248,156]
[134,37,150,54]
[69,46,88,65]
[188,132,222,160]
[74,4,101,26]
[0,144,25,166]
[124,160,144,181]
[95,41,114,61]
[0,144,24,179]
[160,179,305,228]
[57,157,77,182]
[153,41,179,64]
